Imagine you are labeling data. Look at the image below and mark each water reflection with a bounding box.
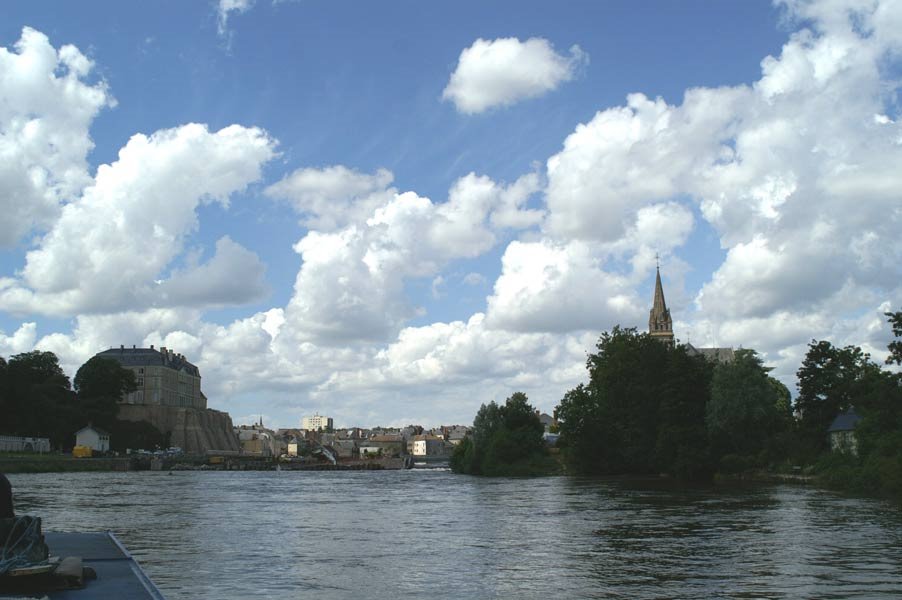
[8,471,902,599]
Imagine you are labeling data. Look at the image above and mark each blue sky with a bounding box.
[1,1,900,429]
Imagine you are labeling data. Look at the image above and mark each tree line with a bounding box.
[452,309,902,500]
[0,353,167,452]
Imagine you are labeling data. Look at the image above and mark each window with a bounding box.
[137,378,144,386]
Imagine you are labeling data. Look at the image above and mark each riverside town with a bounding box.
[2,2,902,598]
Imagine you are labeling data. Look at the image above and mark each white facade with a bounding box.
[411,436,444,457]
[0,436,50,453]
[75,426,110,452]
[302,413,333,431]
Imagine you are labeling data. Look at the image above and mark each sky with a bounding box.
[1,0,900,430]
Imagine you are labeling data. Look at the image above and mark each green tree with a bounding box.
[556,327,674,475]
[74,356,136,430]
[795,341,877,453]
[886,310,902,366]
[656,346,714,480]
[707,349,781,460]
[3,351,77,448]
[451,392,550,476]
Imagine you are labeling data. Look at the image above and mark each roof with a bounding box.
[828,409,861,433]
[76,425,110,437]
[95,346,200,377]
[686,344,736,363]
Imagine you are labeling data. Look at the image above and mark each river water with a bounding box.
[7,470,902,599]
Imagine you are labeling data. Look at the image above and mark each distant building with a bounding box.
[236,419,277,456]
[0,436,50,453]
[648,265,674,347]
[685,344,736,364]
[302,413,333,432]
[828,408,862,456]
[650,266,736,361]
[536,413,555,433]
[93,345,206,409]
[75,425,110,452]
[411,434,445,457]
[448,426,469,445]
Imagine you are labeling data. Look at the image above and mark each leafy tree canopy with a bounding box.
[451,392,551,476]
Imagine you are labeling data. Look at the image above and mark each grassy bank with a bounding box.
[0,453,131,474]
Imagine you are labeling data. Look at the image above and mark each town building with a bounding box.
[236,421,278,457]
[93,345,206,409]
[302,413,333,432]
[75,425,110,452]
[411,434,445,457]
[828,408,862,455]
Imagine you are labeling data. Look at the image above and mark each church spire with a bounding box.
[649,262,674,346]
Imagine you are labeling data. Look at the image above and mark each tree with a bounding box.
[3,351,77,448]
[655,346,714,480]
[707,349,782,463]
[795,341,877,452]
[556,327,675,475]
[886,310,902,366]
[451,392,550,476]
[74,357,136,430]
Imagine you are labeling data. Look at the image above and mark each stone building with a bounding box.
[94,345,205,409]
[650,266,735,361]
[648,265,674,347]
[88,345,239,455]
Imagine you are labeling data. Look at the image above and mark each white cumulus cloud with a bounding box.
[0,27,114,247]
[443,37,588,114]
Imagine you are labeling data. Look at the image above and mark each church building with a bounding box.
[649,265,735,363]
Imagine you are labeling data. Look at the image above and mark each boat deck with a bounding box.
[1,532,165,599]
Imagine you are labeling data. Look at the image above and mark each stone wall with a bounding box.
[118,404,240,455]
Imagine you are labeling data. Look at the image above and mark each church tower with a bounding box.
[648,264,674,346]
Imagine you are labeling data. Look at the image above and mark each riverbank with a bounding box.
[0,453,411,473]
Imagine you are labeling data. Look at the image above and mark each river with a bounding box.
[7,470,902,599]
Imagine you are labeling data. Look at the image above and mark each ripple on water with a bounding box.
[7,471,902,599]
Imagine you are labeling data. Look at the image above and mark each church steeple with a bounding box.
[648,261,674,346]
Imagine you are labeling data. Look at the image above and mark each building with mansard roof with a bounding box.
[94,345,206,409]
[649,265,735,363]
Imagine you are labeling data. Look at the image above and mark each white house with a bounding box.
[75,425,110,452]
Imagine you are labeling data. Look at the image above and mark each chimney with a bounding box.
[120,344,124,349]
[150,344,154,350]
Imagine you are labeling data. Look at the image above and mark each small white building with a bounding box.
[411,435,445,457]
[75,425,110,452]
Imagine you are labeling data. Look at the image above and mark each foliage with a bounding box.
[887,310,902,366]
[1,351,155,452]
[795,340,879,455]
[107,419,169,453]
[812,309,902,502]
[555,328,798,479]
[0,351,78,449]
[74,357,137,430]
[707,349,784,460]
[451,392,553,476]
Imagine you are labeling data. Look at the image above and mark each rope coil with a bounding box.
[0,516,49,577]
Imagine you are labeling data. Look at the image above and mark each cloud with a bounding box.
[265,165,395,231]
[443,37,588,114]
[0,27,114,247]
[0,123,277,316]
[217,0,254,38]
[0,323,37,357]
[485,239,643,333]
[157,236,269,307]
